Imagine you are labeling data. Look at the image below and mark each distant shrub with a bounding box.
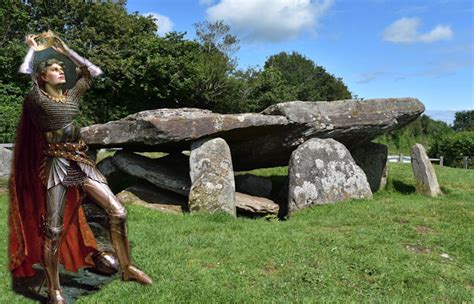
[0,83,23,143]
[429,131,474,168]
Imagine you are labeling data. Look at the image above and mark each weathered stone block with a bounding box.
[411,143,442,196]
[288,138,372,213]
[112,151,191,195]
[189,138,236,216]
[350,142,388,192]
[0,147,12,178]
[117,183,187,214]
[235,192,279,216]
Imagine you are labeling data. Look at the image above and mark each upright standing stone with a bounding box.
[0,147,13,178]
[288,138,372,213]
[410,143,442,196]
[189,138,236,217]
[350,142,388,192]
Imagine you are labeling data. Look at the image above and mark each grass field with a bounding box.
[0,164,473,303]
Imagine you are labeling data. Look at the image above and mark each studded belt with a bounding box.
[43,139,95,166]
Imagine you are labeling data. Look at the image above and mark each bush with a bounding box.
[375,115,454,154]
[0,83,24,143]
[429,131,474,168]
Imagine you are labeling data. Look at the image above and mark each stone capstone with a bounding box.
[288,138,372,213]
[81,98,424,170]
[188,138,236,216]
[350,142,388,192]
[410,143,442,196]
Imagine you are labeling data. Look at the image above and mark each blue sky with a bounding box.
[126,0,473,124]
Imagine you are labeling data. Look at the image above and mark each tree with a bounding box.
[192,20,242,113]
[0,1,205,128]
[264,51,352,102]
[453,110,474,131]
[235,66,295,113]
[0,2,33,142]
[429,131,474,168]
[194,20,239,56]
[375,114,454,154]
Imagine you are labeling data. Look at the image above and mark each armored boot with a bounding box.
[42,183,68,304]
[82,178,152,285]
[42,237,67,304]
[109,213,152,284]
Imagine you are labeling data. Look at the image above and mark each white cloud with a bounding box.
[383,17,453,44]
[205,0,334,42]
[419,25,453,43]
[144,12,174,36]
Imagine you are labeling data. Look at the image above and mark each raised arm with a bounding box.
[53,37,103,78]
[18,35,38,75]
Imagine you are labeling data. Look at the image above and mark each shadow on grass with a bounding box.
[392,180,416,194]
[11,208,119,303]
[12,266,117,304]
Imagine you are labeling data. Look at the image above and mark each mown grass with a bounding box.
[0,164,473,303]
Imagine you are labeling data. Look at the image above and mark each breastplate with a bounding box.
[44,122,80,143]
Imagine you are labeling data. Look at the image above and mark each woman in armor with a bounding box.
[8,32,152,304]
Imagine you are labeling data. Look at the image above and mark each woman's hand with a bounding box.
[52,36,71,56]
[25,34,38,50]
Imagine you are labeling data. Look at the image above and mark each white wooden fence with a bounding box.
[388,155,444,166]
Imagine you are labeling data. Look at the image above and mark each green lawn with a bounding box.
[1,164,473,303]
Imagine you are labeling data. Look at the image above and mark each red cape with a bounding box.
[8,99,97,278]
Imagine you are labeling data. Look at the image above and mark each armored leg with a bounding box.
[82,178,152,285]
[43,183,67,304]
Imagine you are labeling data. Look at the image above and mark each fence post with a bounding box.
[463,156,468,169]
[399,154,403,163]
[439,156,443,166]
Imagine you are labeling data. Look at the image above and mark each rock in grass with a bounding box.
[117,183,186,214]
[288,138,372,213]
[189,138,236,217]
[410,143,442,196]
[350,142,388,192]
[0,147,12,177]
[235,192,279,215]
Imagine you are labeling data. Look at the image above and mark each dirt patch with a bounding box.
[261,265,278,274]
[405,244,431,254]
[203,263,217,269]
[416,226,434,234]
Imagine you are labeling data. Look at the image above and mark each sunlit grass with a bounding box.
[0,164,473,303]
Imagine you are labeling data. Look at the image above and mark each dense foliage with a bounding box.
[0,2,352,142]
[429,131,474,168]
[453,110,474,132]
[375,115,454,155]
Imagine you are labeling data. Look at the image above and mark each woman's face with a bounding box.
[41,63,66,86]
